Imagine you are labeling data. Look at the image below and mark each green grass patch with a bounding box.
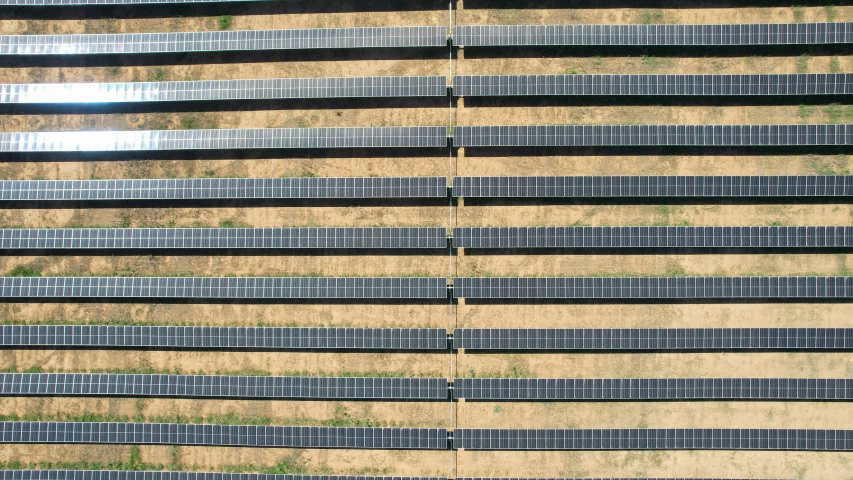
[217,15,232,30]
[796,55,811,74]
[792,5,805,22]
[830,56,841,74]
[147,68,168,82]
[638,9,663,24]
[825,4,837,21]
[6,265,41,277]
[798,104,815,119]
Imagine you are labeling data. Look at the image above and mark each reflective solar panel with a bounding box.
[452,125,853,147]
[452,277,852,299]
[454,378,853,401]
[1,76,448,104]
[453,23,853,46]
[0,422,448,449]
[0,472,444,480]
[0,277,448,299]
[0,227,448,250]
[0,127,448,152]
[453,328,853,351]
[453,74,853,96]
[454,428,853,451]
[0,177,448,202]
[0,373,449,400]
[452,226,853,249]
[452,175,853,198]
[0,27,448,55]
[0,326,448,350]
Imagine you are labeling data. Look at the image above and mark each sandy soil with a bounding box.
[0,302,450,328]
[0,396,450,427]
[459,402,853,428]
[457,204,853,227]
[457,352,853,378]
[1,350,447,377]
[456,6,852,25]
[456,154,852,176]
[455,303,852,329]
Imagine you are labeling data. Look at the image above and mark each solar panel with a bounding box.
[1,472,445,480]
[0,27,448,55]
[0,422,448,449]
[452,328,853,351]
[0,127,448,152]
[452,74,853,97]
[0,277,448,299]
[451,175,853,198]
[454,378,853,401]
[452,226,853,249]
[453,429,853,451]
[453,23,853,46]
[452,277,852,299]
[0,326,448,350]
[452,125,853,147]
[1,76,448,104]
[0,227,448,250]
[0,373,449,400]
[0,177,448,202]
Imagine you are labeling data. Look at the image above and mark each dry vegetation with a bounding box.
[0,3,851,479]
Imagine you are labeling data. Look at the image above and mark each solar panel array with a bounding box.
[452,328,853,351]
[0,422,448,449]
[0,227,448,250]
[0,127,448,152]
[0,472,446,480]
[453,23,853,46]
[454,378,853,401]
[452,175,853,198]
[452,226,853,249]
[452,125,853,147]
[0,373,448,400]
[0,77,448,104]
[0,326,448,350]
[0,27,448,55]
[452,277,853,299]
[0,277,447,299]
[454,429,853,451]
[452,74,853,97]
[0,177,448,202]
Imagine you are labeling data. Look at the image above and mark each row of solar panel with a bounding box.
[0,277,449,299]
[3,74,851,104]
[1,374,849,401]
[2,226,850,250]
[0,423,851,451]
[1,23,851,55]
[0,277,850,299]
[0,472,780,480]
[2,176,851,201]
[452,277,852,299]
[5,326,850,351]
[0,227,449,250]
[3,125,852,152]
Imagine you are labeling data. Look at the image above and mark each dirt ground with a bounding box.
[1,3,851,479]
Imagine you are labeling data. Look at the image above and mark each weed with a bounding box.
[798,104,815,119]
[768,220,784,226]
[825,4,837,21]
[654,204,670,216]
[664,265,687,277]
[217,15,232,30]
[179,116,202,130]
[219,219,250,228]
[202,169,216,177]
[147,68,168,82]
[638,9,663,24]
[796,55,811,74]
[825,103,843,124]
[298,171,316,178]
[829,56,841,74]
[105,66,121,76]
[792,5,804,22]
[493,406,502,413]
[118,213,132,228]
[7,265,40,277]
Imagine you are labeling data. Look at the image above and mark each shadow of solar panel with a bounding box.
[453,23,853,46]
[0,374,449,400]
[0,177,448,201]
[0,27,448,55]
[452,74,853,96]
[0,277,448,299]
[0,422,448,449]
[451,226,853,249]
[0,472,446,480]
[0,127,448,152]
[452,125,853,147]
[453,378,853,401]
[0,326,448,350]
[452,277,853,299]
[453,428,853,451]
[451,175,853,198]
[0,227,448,250]
[1,76,448,104]
[452,328,853,351]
